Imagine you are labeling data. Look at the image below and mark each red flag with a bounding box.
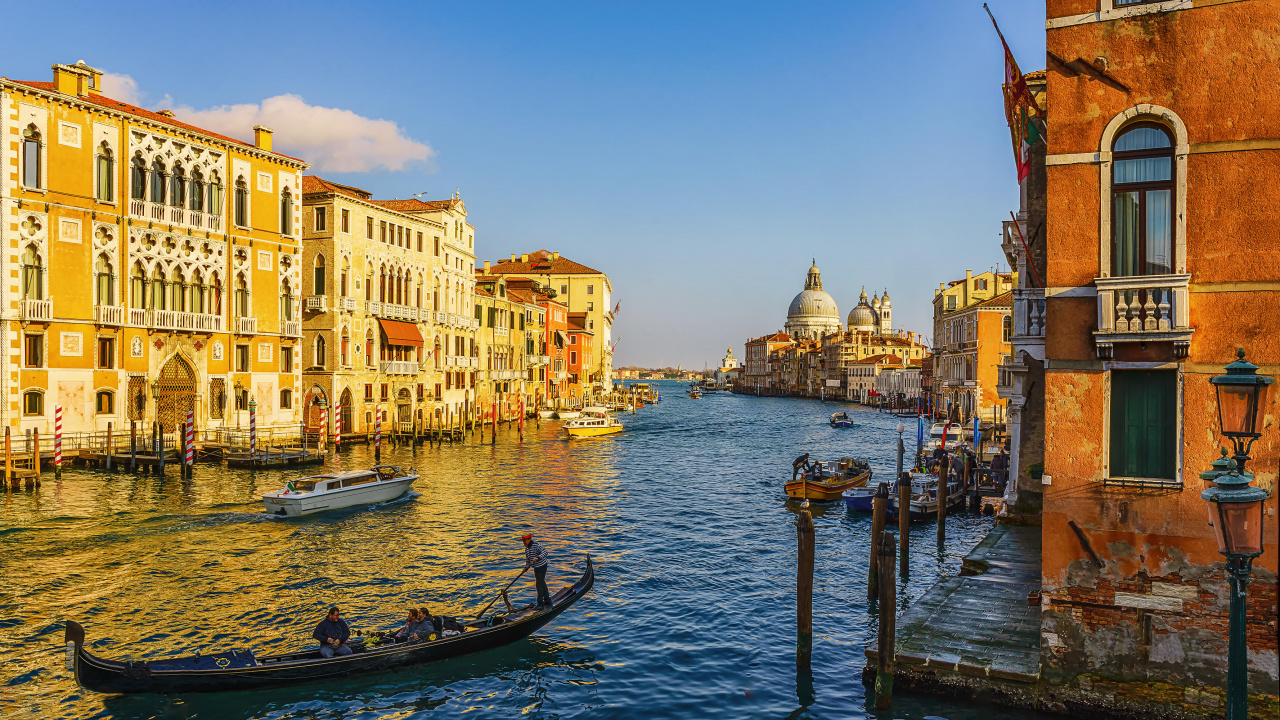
[613,300,621,316]
[986,5,1041,182]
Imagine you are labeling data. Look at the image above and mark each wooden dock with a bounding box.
[225,447,324,468]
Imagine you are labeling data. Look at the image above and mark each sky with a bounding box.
[6,0,1046,369]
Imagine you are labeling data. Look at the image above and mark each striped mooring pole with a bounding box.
[374,405,382,463]
[54,405,63,479]
[249,399,257,454]
[184,409,194,476]
[320,404,328,452]
[334,402,342,449]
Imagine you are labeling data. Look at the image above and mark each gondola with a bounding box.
[64,556,594,694]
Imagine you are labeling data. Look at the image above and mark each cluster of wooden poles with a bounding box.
[793,436,989,709]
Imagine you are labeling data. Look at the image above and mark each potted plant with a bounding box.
[1027,463,1044,480]
[1028,590,1042,606]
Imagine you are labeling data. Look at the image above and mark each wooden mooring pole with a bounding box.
[868,483,888,600]
[875,529,896,709]
[130,421,137,472]
[797,505,814,669]
[898,477,910,579]
[937,458,948,546]
[106,422,114,471]
[4,426,11,489]
[31,428,41,487]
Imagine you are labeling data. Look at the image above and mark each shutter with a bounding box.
[1110,370,1176,479]
[488,307,496,327]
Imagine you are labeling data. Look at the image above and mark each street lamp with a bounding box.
[1202,348,1272,720]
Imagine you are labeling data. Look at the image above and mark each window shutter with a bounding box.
[1110,371,1175,479]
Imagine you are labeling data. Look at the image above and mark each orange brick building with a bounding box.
[1040,0,1279,715]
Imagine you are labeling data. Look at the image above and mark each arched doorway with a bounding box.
[340,388,354,433]
[304,385,328,431]
[396,387,412,425]
[156,355,197,429]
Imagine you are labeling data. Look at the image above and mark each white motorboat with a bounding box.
[564,406,623,438]
[923,423,965,452]
[263,465,417,517]
[537,409,556,419]
[555,410,581,419]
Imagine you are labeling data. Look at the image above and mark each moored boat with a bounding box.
[262,466,417,517]
[829,412,853,428]
[564,407,623,438]
[554,410,581,420]
[64,556,595,694]
[537,409,556,419]
[785,454,872,502]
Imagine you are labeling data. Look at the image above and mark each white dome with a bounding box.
[788,289,840,319]
[784,260,842,341]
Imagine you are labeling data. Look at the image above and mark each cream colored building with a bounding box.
[301,178,478,433]
[1,61,308,435]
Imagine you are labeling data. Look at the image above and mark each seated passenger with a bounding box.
[392,608,418,642]
[313,607,352,658]
[410,608,436,640]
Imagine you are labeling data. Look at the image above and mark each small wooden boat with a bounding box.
[65,556,595,694]
[829,412,853,428]
[564,407,623,438]
[262,465,417,517]
[880,473,964,521]
[785,454,872,502]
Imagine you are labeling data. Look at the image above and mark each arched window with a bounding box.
[280,189,293,234]
[150,160,167,204]
[190,169,205,212]
[96,390,115,415]
[234,176,248,227]
[234,273,249,317]
[379,265,387,303]
[1002,314,1012,343]
[365,263,373,301]
[340,328,350,366]
[22,389,44,417]
[365,328,374,366]
[315,335,327,368]
[130,262,146,308]
[1112,123,1174,277]
[150,266,167,310]
[131,156,147,200]
[95,255,114,306]
[21,245,43,300]
[280,388,293,409]
[340,258,349,296]
[313,255,326,295]
[190,270,206,313]
[22,126,41,189]
[170,164,186,207]
[416,274,423,307]
[211,273,224,316]
[96,143,114,202]
[281,279,294,322]
[433,279,440,311]
[208,171,223,217]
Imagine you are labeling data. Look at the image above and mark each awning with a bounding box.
[378,318,424,347]
[555,330,569,347]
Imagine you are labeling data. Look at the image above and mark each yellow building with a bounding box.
[472,275,534,414]
[300,177,479,435]
[2,61,308,435]
[483,249,613,394]
[930,270,1016,422]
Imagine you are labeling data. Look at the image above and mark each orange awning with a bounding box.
[378,318,424,347]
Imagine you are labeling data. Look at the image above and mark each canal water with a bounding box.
[1,381,1042,719]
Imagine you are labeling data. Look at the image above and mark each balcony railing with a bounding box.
[338,297,359,312]
[494,327,509,338]
[366,301,382,316]
[235,316,257,335]
[382,360,418,375]
[20,299,52,322]
[152,309,223,333]
[129,199,223,233]
[129,308,147,326]
[381,303,418,322]
[305,295,328,312]
[1014,287,1046,339]
[284,320,302,337]
[94,304,125,326]
[1094,274,1193,358]
[436,311,448,323]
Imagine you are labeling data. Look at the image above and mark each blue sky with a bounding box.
[8,0,1045,369]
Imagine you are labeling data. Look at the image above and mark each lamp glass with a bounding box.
[1216,499,1265,556]
[1215,385,1258,436]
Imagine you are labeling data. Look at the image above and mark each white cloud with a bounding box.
[173,95,433,173]
[97,72,432,173]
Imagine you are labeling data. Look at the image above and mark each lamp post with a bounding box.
[1202,348,1272,720]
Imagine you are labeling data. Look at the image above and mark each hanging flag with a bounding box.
[613,300,621,316]
[985,4,1042,182]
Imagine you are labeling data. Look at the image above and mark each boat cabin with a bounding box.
[288,467,407,494]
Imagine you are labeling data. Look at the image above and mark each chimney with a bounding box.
[520,254,529,263]
[52,62,94,97]
[253,125,274,152]
[157,110,175,118]
[551,252,560,261]
[483,260,490,273]
[510,254,517,262]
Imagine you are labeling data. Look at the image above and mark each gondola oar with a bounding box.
[474,566,529,619]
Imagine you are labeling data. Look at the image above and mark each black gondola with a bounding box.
[64,556,594,694]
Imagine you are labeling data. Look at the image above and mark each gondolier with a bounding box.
[522,534,552,608]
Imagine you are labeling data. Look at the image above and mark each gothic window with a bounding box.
[190,169,205,212]
[340,258,349,296]
[96,143,114,202]
[21,245,43,300]
[313,255,326,295]
[234,273,249,317]
[95,255,114,306]
[1112,124,1174,278]
[130,262,146,308]
[190,270,207,313]
[281,279,294,322]
[171,164,186,207]
[150,266,167,310]
[234,176,249,227]
[131,156,147,200]
[208,172,223,217]
[150,160,167,204]
[22,126,41,189]
[211,273,224,316]
[315,335,327,368]
[340,328,350,366]
[281,188,293,235]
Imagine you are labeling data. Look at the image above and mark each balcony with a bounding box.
[284,320,302,337]
[366,301,382,316]
[381,303,418,322]
[494,327,509,338]
[338,297,359,312]
[152,309,223,333]
[94,304,125,326]
[382,361,418,375]
[1013,287,1046,340]
[234,316,257,335]
[305,295,328,312]
[129,308,147,326]
[435,311,448,324]
[20,299,52,322]
[129,199,223,233]
[1094,274,1193,358]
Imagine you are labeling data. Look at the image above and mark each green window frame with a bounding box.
[1109,370,1176,483]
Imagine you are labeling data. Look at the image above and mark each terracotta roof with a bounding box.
[369,198,461,213]
[856,353,905,365]
[486,249,603,276]
[975,291,1014,309]
[302,175,372,200]
[475,287,495,298]
[749,332,791,343]
[4,79,306,164]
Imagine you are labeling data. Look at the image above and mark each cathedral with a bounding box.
[783,261,893,341]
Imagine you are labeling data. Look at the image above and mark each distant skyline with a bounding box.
[6,0,1045,368]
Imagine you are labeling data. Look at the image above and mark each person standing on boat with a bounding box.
[313,607,352,657]
[522,534,552,608]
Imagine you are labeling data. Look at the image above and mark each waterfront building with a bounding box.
[1037,0,1279,710]
[846,354,912,404]
[566,313,595,405]
[742,332,791,393]
[714,348,741,385]
[472,274,534,415]
[874,361,921,406]
[784,261,841,342]
[504,278,562,409]
[483,250,614,394]
[1,62,308,435]
[929,270,1014,422]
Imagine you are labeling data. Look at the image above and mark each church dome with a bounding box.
[784,260,842,342]
[847,287,879,331]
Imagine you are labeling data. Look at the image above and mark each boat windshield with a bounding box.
[342,474,378,488]
[291,480,317,491]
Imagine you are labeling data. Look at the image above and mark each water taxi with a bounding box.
[262,465,417,517]
[924,422,965,452]
[829,412,853,428]
[785,454,872,502]
[564,407,623,438]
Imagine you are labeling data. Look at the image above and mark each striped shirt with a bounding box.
[524,540,548,568]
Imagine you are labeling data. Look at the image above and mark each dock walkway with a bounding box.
[864,523,1042,706]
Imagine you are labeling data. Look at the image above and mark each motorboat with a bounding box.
[64,557,595,694]
[785,454,872,502]
[262,466,417,517]
[829,412,853,428]
[554,410,581,420]
[537,409,556,419]
[923,422,965,453]
[564,407,623,438]
[845,473,964,520]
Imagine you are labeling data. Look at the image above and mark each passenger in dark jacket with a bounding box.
[313,607,352,657]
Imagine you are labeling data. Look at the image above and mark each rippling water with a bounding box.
[1,382,1042,719]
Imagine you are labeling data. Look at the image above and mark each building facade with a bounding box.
[784,261,841,341]
[2,62,308,437]
[930,270,1015,422]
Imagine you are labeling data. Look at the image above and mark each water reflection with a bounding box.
[3,382,1041,719]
